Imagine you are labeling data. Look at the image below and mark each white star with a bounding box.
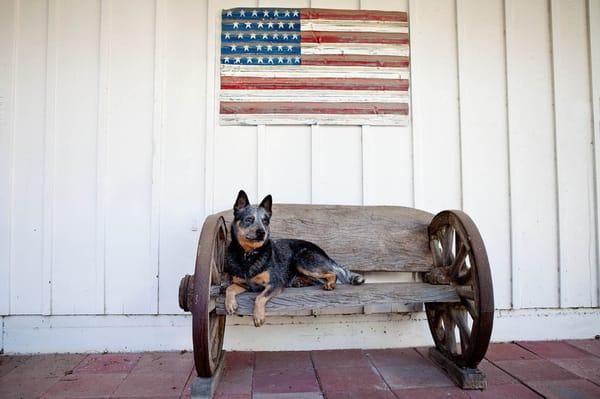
[251,10,258,17]
[287,45,293,51]
[246,58,253,64]
[267,45,273,52]
[237,33,244,39]
[226,10,233,17]
[278,22,285,28]
[230,45,237,52]
[257,22,264,29]
[277,45,283,51]
[285,10,290,17]
[293,10,299,17]
[239,9,246,17]
[250,33,256,39]
[292,34,298,40]
[278,56,284,63]
[288,22,295,29]
[224,33,231,39]
[232,22,239,29]
[234,57,241,63]
[263,10,269,17]
[224,56,230,63]
[272,33,279,40]
[243,45,250,52]
[256,45,263,52]
[267,22,274,29]
[287,57,292,64]
[273,10,279,17]
[294,56,300,63]
[283,34,289,40]
[257,57,264,64]
[262,33,269,40]
[267,56,274,64]
[245,22,252,29]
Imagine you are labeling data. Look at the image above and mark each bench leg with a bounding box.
[190,357,225,399]
[429,347,487,390]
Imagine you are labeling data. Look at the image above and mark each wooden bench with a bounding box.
[178,205,494,396]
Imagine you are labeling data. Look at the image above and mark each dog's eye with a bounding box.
[244,217,255,224]
[263,217,270,226]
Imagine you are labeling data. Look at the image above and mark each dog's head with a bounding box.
[232,190,272,252]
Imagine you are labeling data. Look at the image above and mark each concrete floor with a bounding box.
[0,340,599,398]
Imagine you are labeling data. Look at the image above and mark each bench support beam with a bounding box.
[191,356,224,399]
[429,347,487,390]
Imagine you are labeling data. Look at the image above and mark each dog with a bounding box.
[225,190,365,327]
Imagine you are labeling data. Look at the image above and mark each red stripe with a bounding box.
[301,55,409,68]
[220,102,408,115]
[300,8,407,22]
[301,31,409,45]
[221,76,408,91]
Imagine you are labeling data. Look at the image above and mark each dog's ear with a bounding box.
[234,190,250,214]
[259,194,272,216]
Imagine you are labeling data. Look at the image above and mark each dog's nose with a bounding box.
[256,229,265,238]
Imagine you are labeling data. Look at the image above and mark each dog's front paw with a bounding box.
[253,310,266,327]
[225,297,238,315]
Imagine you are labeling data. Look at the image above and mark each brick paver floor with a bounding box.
[0,339,599,398]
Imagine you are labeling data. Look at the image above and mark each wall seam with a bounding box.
[454,0,464,212]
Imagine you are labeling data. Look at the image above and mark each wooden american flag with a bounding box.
[219,8,410,126]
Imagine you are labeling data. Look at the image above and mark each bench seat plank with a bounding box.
[214,282,459,316]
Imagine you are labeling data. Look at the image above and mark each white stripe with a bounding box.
[219,113,409,126]
[301,20,408,33]
[220,64,409,79]
[301,43,409,56]
[220,89,409,103]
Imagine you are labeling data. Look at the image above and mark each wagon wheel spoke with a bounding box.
[451,307,471,354]
[456,285,475,300]
[462,297,478,319]
[450,244,468,278]
[443,312,457,354]
[439,226,455,266]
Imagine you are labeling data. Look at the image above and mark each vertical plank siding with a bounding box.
[0,0,598,320]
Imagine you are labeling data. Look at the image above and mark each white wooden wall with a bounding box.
[0,0,599,352]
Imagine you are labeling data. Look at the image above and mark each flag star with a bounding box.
[257,22,264,29]
[285,10,290,17]
[294,56,300,63]
[245,22,252,29]
[262,33,269,40]
[257,57,264,64]
[239,9,246,17]
[287,45,293,51]
[278,22,285,28]
[243,45,250,52]
[277,45,283,51]
[292,34,298,40]
[232,22,239,29]
[246,58,253,63]
[224,56,230,63]
[267,22,274,29]
[234,57,241,63]
[226,10,233,17]
[287,57,292,64]
[256,45,263,51]
[251,10,258,17]
[293,10,299,17]
[278,56,284,63]
[250,33,256,39]
[224,33,231,39]
[267,45,273,51]
[288,22,295,29]
[272,33,279,40]
[267,56,274,64]
[237,33,244,39]
[263,10,269,17]
[230,45,237,52]
[273,10,279,17]
[283,34,289,40]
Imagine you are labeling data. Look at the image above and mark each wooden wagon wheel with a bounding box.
[425,210,494,368]
[186,215,227,377]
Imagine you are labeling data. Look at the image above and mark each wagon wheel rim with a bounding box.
[425,211,494,368]
[192,216,227,377]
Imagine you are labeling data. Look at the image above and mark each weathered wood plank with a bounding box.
[214,282,459,316]
[216,204,433,272]
[429,347,486,389]
[219,114,409,126]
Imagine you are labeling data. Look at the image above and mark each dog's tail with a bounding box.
[331,262,365,285]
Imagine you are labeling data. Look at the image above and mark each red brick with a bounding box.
[493,359,579,382]
[478,359,518,386]
[223,351,255,371]
[74,353,141,374]
[253,366,320,394]
[325,389,396,399]
[0,374,61,399]
[214,394,252,399]
[394,387,470,399]
[131,351,194,375]
[365,348,430,368]
[42,372,128,398]
[528,379,600,399]
[518,341,593,359]
[0,355,32,378]
[550,357,600,384]
[316,365,387,393]
[214,365,253,396]
[254,351,313,370]
[466,384,542,398]
[565,339,600,357]
[113,372,188,398]
[5,354,86,379]
[311,349,369,369]
[377,365,454,389]
[485,343,539,361]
